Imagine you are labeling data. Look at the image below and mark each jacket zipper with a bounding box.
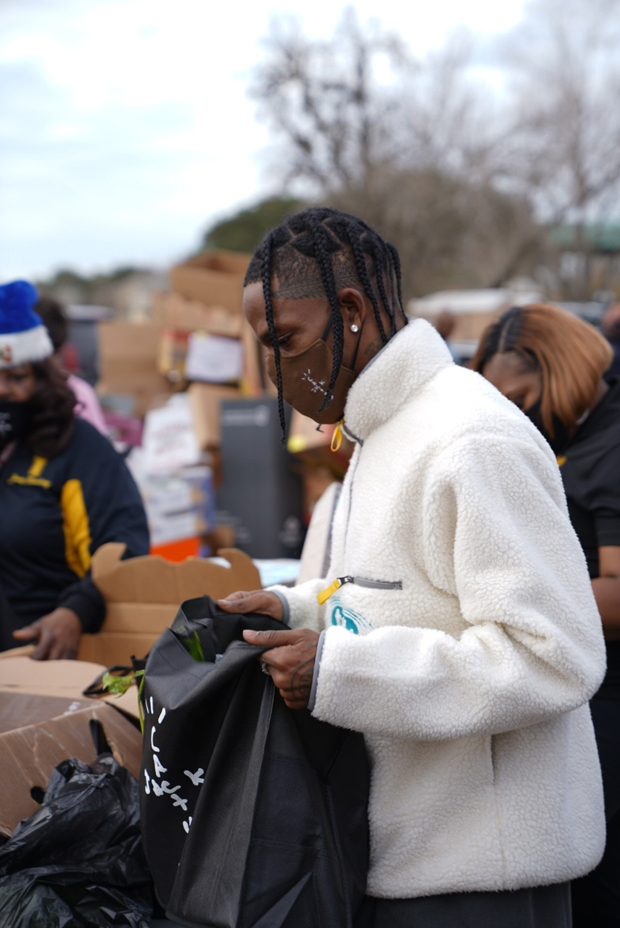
[318,575,402,605]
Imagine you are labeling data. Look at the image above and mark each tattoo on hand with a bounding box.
[290,659,315,702]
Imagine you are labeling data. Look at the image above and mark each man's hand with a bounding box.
[13,607,82,660]
[218,590,284,621]
[243,628,320,710]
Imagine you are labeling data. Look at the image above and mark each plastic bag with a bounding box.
[0,752,153,928]
[140,595,370,928]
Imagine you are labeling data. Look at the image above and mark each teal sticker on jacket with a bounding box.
[330,597,373,635]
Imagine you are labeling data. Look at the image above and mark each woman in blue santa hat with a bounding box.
[0,280,149,659]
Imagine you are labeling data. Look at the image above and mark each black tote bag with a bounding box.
[139,596,370,928]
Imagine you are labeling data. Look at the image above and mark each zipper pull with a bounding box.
[317,576,354,605]
[331,418,344,453]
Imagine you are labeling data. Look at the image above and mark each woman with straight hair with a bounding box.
[217,208,606,927]
[474,303,620,928]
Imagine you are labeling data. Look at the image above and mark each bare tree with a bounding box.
[251,8,580,297]
[504,0,620,224]
[251,10,413,192]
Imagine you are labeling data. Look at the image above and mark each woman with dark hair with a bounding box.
[0,280,149,659]
[216,208,606,927]
[35,294,108,435]
[474,303,620,928]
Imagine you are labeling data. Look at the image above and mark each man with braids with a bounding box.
[219,208,605,927]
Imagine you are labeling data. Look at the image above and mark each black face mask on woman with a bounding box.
[523,398,572,456]
[266,317,364,424]
[0,400,32,446]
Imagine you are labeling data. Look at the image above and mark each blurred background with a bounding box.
[2,0,619,564]
[3,0,619,305]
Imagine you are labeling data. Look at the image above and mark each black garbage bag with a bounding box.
[140,595,370,928]
[0,752,153,928]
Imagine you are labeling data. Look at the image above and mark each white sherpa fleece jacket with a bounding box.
[271,319,606,900]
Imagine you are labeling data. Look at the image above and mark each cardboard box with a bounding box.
[98,321,161,380]
[98,321,173,416]
[78,542,262,666]
[287,410,354,479]
[188,382,241,450]
[0,699,141,837]
[152,291,243,338]
[0,656,140,721]
[169,251,250,314]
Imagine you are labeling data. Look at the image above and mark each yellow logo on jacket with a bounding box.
[7,456,51,488]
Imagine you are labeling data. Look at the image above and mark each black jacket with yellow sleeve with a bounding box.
[0,418,149,646]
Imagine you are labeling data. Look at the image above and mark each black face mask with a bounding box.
[523,398,572,456]
[0,400,32,446]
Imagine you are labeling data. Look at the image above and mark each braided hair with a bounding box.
[245,207,406,437]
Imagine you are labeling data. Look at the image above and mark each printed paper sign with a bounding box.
[185,333,243,384]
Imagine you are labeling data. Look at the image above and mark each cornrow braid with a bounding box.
[344,225,387,346]
[305,215,346,412]
[384,248,397,336]
[260,233,287,438]
[386,242,407,326]
[244,207,408,439]
[370,239,394,342]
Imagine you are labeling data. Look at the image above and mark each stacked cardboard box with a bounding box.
[155,252,264,450]
[97,322,173,417]
[168,250,251,308]
[162,251,262,390]
[96,251,262,424]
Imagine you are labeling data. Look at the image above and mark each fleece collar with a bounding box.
[344,319,453,442]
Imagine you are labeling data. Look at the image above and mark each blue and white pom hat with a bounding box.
[0,280,54,370]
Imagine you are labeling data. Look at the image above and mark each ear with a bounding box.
[338,288,366,331]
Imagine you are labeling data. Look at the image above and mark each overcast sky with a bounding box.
[0,0,526,281]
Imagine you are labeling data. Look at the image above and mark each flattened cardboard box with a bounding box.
[78,542,262,666]
[0,699,141,836]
